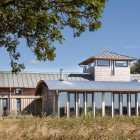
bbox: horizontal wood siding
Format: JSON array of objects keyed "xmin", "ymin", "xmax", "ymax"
[{"xmin": 95, "ymin": 66, "xmax": 130, "ymax": 81}]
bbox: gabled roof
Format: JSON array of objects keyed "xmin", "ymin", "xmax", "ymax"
[
  {"xmin": 0, "ymin": 71, "xmax": 93, "ymax": 88},
  {"xmin": 79, "ymin": 51, "xmax": 136, "ymax": 65},
  {"xmin": 36, "ymin": 80, "xmax": 140, "ymax": 92}
]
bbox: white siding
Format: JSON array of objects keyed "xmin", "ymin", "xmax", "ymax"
[{"xmin": 94, "ymin": 66, "xmax": 130, "ymax": 81}]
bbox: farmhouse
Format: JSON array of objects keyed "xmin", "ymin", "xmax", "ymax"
[{"xmin": 0, "ymin": 51, "xmax": 140, "ymax": 117}]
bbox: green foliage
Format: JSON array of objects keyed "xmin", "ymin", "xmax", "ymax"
[
  {"xmin": 131, "ymin": 59, "xmax": 140, "ymax": 74},
  {"xmin": 0, "ymin": 0, "xmax": 107, "ymax": 72}
]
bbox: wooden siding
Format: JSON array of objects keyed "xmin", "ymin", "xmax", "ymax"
[
  {"xmin": 0, "ymin": 88, "xmax": 35, "ymax": 95},
  {"xmin": 42, "ymin": 91, "xmax": 56, "ymax": 115},
  {"xmin": 94, "ymin": 66, "xmax": 130, "ymax": 81}
]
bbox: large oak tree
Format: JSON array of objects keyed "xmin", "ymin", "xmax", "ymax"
[{"xmin": 0, "ymin": 0, "xmax": 107, "ymax": 72}]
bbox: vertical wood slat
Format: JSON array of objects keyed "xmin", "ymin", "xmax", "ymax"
[
  {"xmin": 76, "ymin": 92, "xmax": 79, "ymax": 117},
  {"xmin": 127, "ymin": 92, "xmax": 131, "ymax": 117},
  {"xmin": 135, "ymin": 93, "xmax": 139, "ymax": 116},
  {"xmin": 102, "ymin": 92, "xmax": 105, "ymax": 117},
  {"xmin": 92, "ymin": 92, "xmax": 95, "ymax": 117},
  {"xmin": 111, "ymin": 92, "xmax": 114, "ymax": 117},
  {"xmin": 119, "ymin": 92, "xmax": 123, "ymax": 115},
  {"xmin": 0, "ymin": 99, "xmax": 3, "ymax": 115},
  {"xmin": 84, "ymin": 92, "xmax": 87, "ymax": 116},
  {"xmin": 57, "ymin": 91, "xmax": 60, "ymax": 117},
  {"xmin": 67, "ymin": 92, "xmax": 70, "ymax": 118}
]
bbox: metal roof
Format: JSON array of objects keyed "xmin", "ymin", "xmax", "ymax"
[
  {"xmin": 79, "ymin": 51, "xmax": 136, "ymax": 65},
  {"xmin": 0, "ymin": 72, "xmax": 93, "ymax": 88},
  {"xmin": 43, "ymin": 80, "xmax": 140, "ymax": 92}
]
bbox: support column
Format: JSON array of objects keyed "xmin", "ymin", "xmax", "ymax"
[
  {"xmin": 67, "ymin": 92, "xmax": 70, "ymax": 118},
  {"xmin": 9, "ymin": 87, "xmax": 11, "ymax": 113},
  {"xmin": 92, "ymin": 92, "xmax": 95, "ymax": 117},
  {"xmin": 111, "ymin": 92, "xmax": 114, "ymax": 117},
  {"xmin": 135, "ymin": 93, "xmax": 139, "ymax": 116},
  {"xmin": 127, "ymin": 92, "xmax": 131, "ymax": 117},
  {"xmin": 53, "ymin": 94, "xmax": 56, "ymax": 114},
  {"xmin": 57, "ymin": 91, "xmax": 60, "ymax": 117},
  {"xmin": 102, "ymin": 92, "xmax": 105, "ymax": 117},
  {"xmin": 84, "ymin": 92, "xmax": 87, "ymax": 116},
  {"xmin": 76, "ymin": 92, "xmax": 79, "ymax": 117},
  {"xmin": 119, "ymin": 92, "xmax": 123, "ymax": 115}
]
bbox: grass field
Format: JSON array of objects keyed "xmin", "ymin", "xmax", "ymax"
[{"xmin": 0, "ymin": 114, "xmax": 140, "ymax": 140}]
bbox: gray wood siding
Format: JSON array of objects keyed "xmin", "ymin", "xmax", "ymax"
[
  {"xmin": 42, "ymin": 92, "xmax": 56, "ymax": 115},
  {"xmin": 94, "ymin": 66, "xmax": 130, "ymax": 81}
]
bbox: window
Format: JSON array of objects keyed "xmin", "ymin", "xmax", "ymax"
[
  {"xmin": 16, "ymin": 99, "xmax": 21, "ymax": 111},
  {"xmin": 97, "ymin": 60, "xmax": 110, "ymax": 66},
  {"xmin": 2, "ymin": 99, "xmax": 8, "ymax": 116},
  {"xmin": 16, "ymin": 88, "xmax": 22, "ymax": 94},
  {"xmin": 3, "ymin": 99, "xmax": 8, "ymax": 111},
  {"xmin": 115, "ymin": 61, "xmax": 128, "ymax": 67}
]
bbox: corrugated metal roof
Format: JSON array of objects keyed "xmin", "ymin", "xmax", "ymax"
[
  {"xmin": 0, "ymin": 72, "xmax": 93, "ymax": 88},
  {"xmin": 43, "ymin": 80, "xmax": 140, "ymax": 92},
  {"xmin": 79, "ymin": 51, "xmax": 136, "ymax": 65}
]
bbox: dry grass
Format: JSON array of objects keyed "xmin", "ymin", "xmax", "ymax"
[{"xmin": 0, "ymin": 115, "xmax": 140, "ymax": 140}]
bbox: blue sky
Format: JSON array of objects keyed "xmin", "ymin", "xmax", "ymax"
[{"xmin": 0, "ymin": 0, "xmax": 140, "ymax": 72}]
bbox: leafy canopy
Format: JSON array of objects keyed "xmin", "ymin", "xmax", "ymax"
[
  {"xmin": 0, "ymin": 0, "xmax": 107, "ymax": 73},
  {"xmin": 131, "ymin": 59, "xmax": 140, "ymax": 74}
]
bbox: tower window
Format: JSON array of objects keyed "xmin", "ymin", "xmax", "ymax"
[
  {"xmin": 97, "ymin": 60, "xmax": 110, "ymax": 66},
  {"xmin": 115, "ymin": 61, "xmax": 128, "ymax": 67}
]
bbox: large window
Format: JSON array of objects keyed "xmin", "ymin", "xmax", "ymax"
[
  {"xmin": 97, "ymin": 60, "xmax": 110, "ymax": 66},
  {"xmin": 115, "ymin": 61, "xmax": 128, "ymax": 67}
]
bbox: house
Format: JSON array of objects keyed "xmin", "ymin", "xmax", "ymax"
[{"xmin": 0, "ymin": 51, "xmax": 140, "ymax": 117}]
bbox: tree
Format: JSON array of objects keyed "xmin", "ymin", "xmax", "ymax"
[
  {"xmin": 131, "ymin": 59, "xmax": 140, "ymax": 74},
  {"xmin": 0, "ymin": 0, "xmax": 107, "ymax": 73}
]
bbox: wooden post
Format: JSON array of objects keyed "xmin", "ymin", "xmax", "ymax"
[
  {"xmin": 84, "ymin": 92, "xmax": 87, "ymax": 116},
  {"xmin": 67, "ymin": 92, "xmax": 70, "ymax": 118},
  {"xmin": 127, "ymin": 92, "xmax": 131, "ymax": 117},
  {"xmin": 9, "ymin": 87, "xmax": 11, "ymax": 113},
  {"xmin": 135, "ymin": 93, "xmax": 139, "ymax": 116},
  {"xmin": 53, "ymin": 93, "xmax": 56, "ymax": 114},
  {"xmin": 57, "ymin": 90, "xmax": 60, "ymax": 118},
  {"xmin": 92, "ymin": 92, "xmax": 95, "ymax": 117},
  {"xmin": 102, "ymin": 92, "xmax": 105, "ymax": 117},
  {"xmin": 119, "ymin": 92, "xmax": 123, "ymax": 115},
  {"xmin": 76, "ymin": 92, "xmax": 79, "ymax": 117},
  {"xmin": 111, "ymin": 92, "xmax": 114, "ymax": 117}
]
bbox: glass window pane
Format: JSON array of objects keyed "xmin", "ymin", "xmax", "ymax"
[
  {"xmin": 16, "ymin": 88, "xmax": 22, "ymax": 94},
  {"xmin": 115, "ymin": 61, "xmax": 128, "ymax": 67},
  {"xmin": 97, "ymin": 60, "xmax": 110, "ymax": 66}
]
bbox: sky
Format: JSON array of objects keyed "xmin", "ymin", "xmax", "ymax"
[{"xmin": 0, "ymin": 0, "xmax": 140, "ymax": 72}]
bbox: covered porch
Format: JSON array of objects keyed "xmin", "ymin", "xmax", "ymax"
[{"xmin": 36, "ymin": 80, "xmax": 140, "ymax": 118}]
